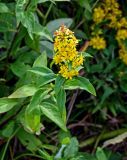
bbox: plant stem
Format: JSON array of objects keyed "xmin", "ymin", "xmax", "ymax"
[
  {"xmin": 14, "ymin": 153, "xmax": 43, "ymax": 160},
  {"xmin": 43, "ymin": 3, "xmax": 53, "ymax": 25},
  {"xmin": 1, "ymin": 127, "xmax": 20, "ymax": 160},
  {"xmin": 37, "ymin": 8, "xmax": 45, "ymax": 19},
  {"xmin": 79, "ymin": 128, "xmax": 127, "ymax": 148}
]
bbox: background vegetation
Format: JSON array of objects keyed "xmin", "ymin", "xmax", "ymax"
[{"xmin": 0, "ymin": 0, "xmax": 127, "ymax": 159}]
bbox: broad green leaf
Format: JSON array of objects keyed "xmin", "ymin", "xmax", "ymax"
[
  {"xmin": 33, "ymin": 51, "xmax": 47, "ymax": 67},
  {"xmin": 25, "ymin": 106, "xmax": 41, "ymax": 134},
  {"xmin": 55, "ymin": 75, "xmax": 65, "ymax": 94},
  {"xmin": 46, "ymin": 18, "xmax": 73, "ymax": 34},
  {"xmin": 40, "ymin": 40, "xmax": 53, "ymax": 58},
  {"xmin": 28, "ymin": 67, "xmax": 56, "ymax": 86},
  {"xmin": 64, "ymin": 137, "xmax": 79, "ymax": 159},
  {"xmin": 16, "ymin": 0, "xmax": 52, "ymax": 40},
  {"xmin": 96, "ymin": 147, "xmax": 107, "ymax": 160},
  {"xmin": 8, "ymin": 84, "xmax": 38, "ymax": 98},
  {"xmin": 56, "ymin": 88, "xmax": 66, "ymax": 123},
  {"xmin": 40, "ymin": 102, "xmax": 67, "ymax": 131},
  {"xmin": 25, "ymin": 88, "xmax": 51, "ymax": 133},
  {"xmin": 0, "ymin": 98, "xmax": 18, "ymax": 113},
  {"xmin": 0, "ymin": 13, "xmax": 16, "ymax": 32},
  {"xmin": 16, "ymin": 128, "xmax": 42, "ymax": 151},
  {"xmin": 26, "ymin": 88, "xmax": 51, "ymax": 112},
  {"xmin": 11, "ymin": 61, "xmax": 30, "ymax": 77},
  {"xmin": 1, "ymin": 121, "xmax": 15, "ymax": 138},
  {"xmin": 16, "ymin": 0, "xmax": 28, "ymax": 24},
  {"xmin": 64, "ymin": 76, "xmax": 96, "ymax": 96},
  {"xmin": 0, "ymin": 3, "xmax": 10, "ymax": 13}
]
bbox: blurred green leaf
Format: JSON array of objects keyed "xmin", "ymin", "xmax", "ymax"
[
  {"xmin": 0, "ymin": 3, "xmax": 10, "ymax": 13},
  {"xmin": 64, "ymin": 137, "xmax": 79, "ymax": 159},
  {"xmin": 33, "ymin": 51, "xmax": 47, "ymax": 67},
  {"xmin": 16, "ymin": 128, "xmax": 42, "ymax": 151},
  {"xmin": 77, "ymin": 0, "xmax": 91, "ymax": 12},
  {"xmin": 1, "ymin": 121, "xmax": 15, "ymax": 138},
  {"xmin": 0, "ymin": 98, "xmax": 18, "ymax": 113},
  {"xmin": 46, "ymin": 18, "xmax": 73, "ymax": 34},
  {"xmin": 96, "ymin": 147, "xmax": 107, "ymax": 160}
]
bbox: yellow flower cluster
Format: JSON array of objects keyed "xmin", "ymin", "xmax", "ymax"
[
  {"xmin": 93, "ymin": 7, "xmax": 105, "ymax": 24},
  {"xmin": 93, "ymin": 0, "xmax": 121, "ymax": 27},
  {"xmin": 89, "ymin": 36, "xmax": 106, "ymax": 50},
  {"xmin": 53, "ymin": 25, "xmax": 84, "ymax": 79},
  {"xmin": 119, "ymin": 45, "xmax": 127, "ymax": 65},
  {"xmin": 90, "ymin": 0, "xmax": 127, "ymax": 64},
  {"xmin": 116, "ymin": 29, "xmax": 127, "ymax": 42}
]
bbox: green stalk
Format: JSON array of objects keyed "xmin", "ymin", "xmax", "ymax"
[
  {"xmin": 1, "ymin": 127, "xmax": 20, "ymax": 160},
  {"xmin": 79, "ymin": 128, "xmax": 127, "ymax": 148},
  {"xmin": 14, "ymin": 153, "xmax": 43, "ymax": 160}
]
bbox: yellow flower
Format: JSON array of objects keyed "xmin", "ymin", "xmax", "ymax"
[
  {"xmin": 107, "ymin": 15, "xmax": 118, "ymax": 28},
  {"xmin": 53, "ymin": 25, "xmax": 84, "ymax": 79},
  {"xmin": 93, "ymin": 7, "xmax": 105, "ymax": 24},
  {"xmin": 116, "ymin": 17, "xmax": 127, "ymax": 29},
  {"xmin": 119, "ymin": 46, "xmax": 127, "ymax": 65},
  {"xmin": 59, "ymin": 64, "xmax": 78, "ymax": 79},
  {"xmin": 89, "ymin": 36, "xmax": 106, "ymax": 50},
  {"xmin": 116, "ymin": 29, "xmax": 127, "ymax": 42},
  {"xmin": 72, "ymin": 55, "xmax": 84, "ymax": 68}
]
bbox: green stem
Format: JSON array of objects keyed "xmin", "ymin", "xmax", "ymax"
[
  {"xmin": 37, "ymin": 8, "xmax": 45, "ymax": 19},
  {"xmin": 14, "ymin": 153, "xmax": 43, "ymax": 160},
  {"xmin": 1, "ymin": 127, "xmax": 20, "ymax": 160},
  {"xmin": 43, "ymin": 3, "xmax": 53, "ymax": 25},
  {"xmin": 79, "ymin": 128, "xmax": 127, "ymax": 148}
]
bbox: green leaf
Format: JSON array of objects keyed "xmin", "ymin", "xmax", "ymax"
[
  {"xmin": 25, "ymin": 89, "xmax": 46, "ymax": 133},
  {"xmin": 64, "ymin": 137, "xmax": 79, "ymax": 159},
  {"xmin": 16, "ymin": 0, "xmax": 28, "ymax": 24},
  {"xmin": 46, "ymin": 18, "xmax": 73, "ymax": 34},
  {"xmin": 16, "ymin": 0, "xmax": 52, "ymax": 40},
  {"xmin": 81, "ymin": 52, "xmax": 93, "ymax": 58},
  {"xmin": 28, "ymin": 66, "xmax": 56, "ymax": 86},
  {"xmin": 11, "ymin": 61, "xmax": 30, "ymax": 77},
  {"xmin": 8, "ymin": 84, "xmax": 38, "ymax": 98},
  {"xmin": 0, "ymin": 98, "xmax": 18, "ymax": 113},
  {"xmin": 56, "ymin": 88, "xmax": 66, "ymax": 123},
  {"xmin": 100, "ymin": 86, "xmax": 114, "ymax": 105},
  {"xmin": 33, "ymin": 51, "xmax": 47, "ymax": 67},
  {"xmin": 77, "ymin": 0, "xmax": 91, "ymax": 12},
  {"xmin": 25, "ymin": 106, "xmax": 41, "ymax": 134},
  {"xmin": 0, "ymin": 13, "xmax": 16, "ymax": 32},
  {"xmin": 55, "ymin": 75, "xmax": 65, "ymax": 94},
  {"xmin": 64, "ymin": 76, "xmax": 96, "ymax": 96},
  {"xmin": 40, "ymin": 102, "xmax": 67, "ymax": 131},
  {"xmin": 16, "ymin": 128, "xmax": 42, "ymax": 151},
  {"xmin": 25, "ymin": 88, "xmax": 51, "ymax": 133},
  {"xmin": 96, "ymin": 147, "xmax": 107, "ymax": 160},
  {"xmin": 0, "ymin": 3, "xmax": 10, "ymax": 13},
  {"xmin": 1, "ymin": 121, "xmax": 15, "ymax": 138}
]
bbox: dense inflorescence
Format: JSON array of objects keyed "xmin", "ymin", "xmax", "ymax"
[
  {"xmin": 53, "ymin": 25, "xmax": 84, "ymax": 79},
  {"xmin": 89, "ymin": 0, "xmax": 127, "ymax": 64}
]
